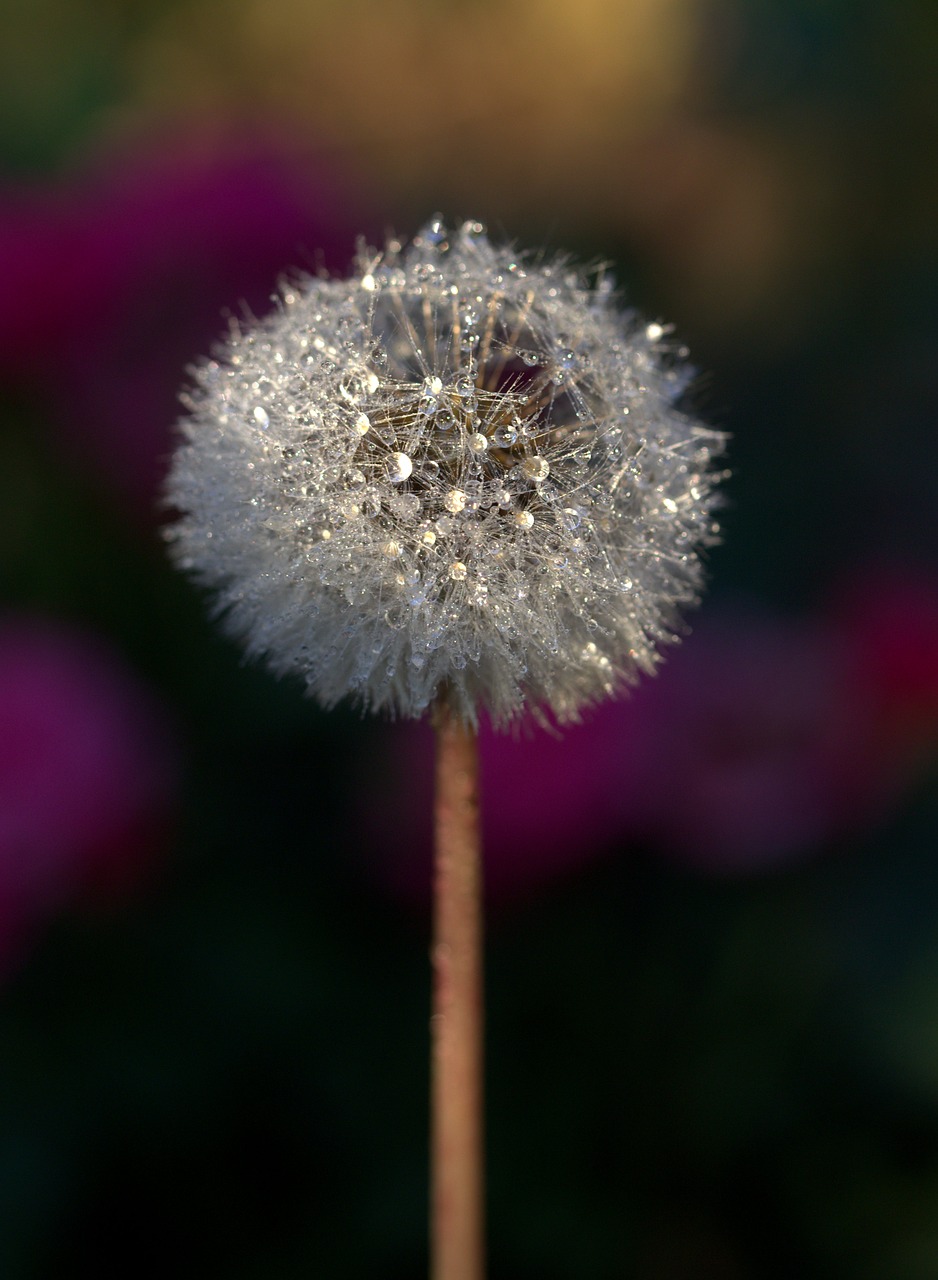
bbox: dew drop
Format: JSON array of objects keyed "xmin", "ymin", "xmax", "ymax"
[
  {"xmin": 391, "ymin": 492, "xmax": 421, "ymax": 520},
  {"xmin": 449, "ymin": 561, "xmax": 468, "ymax": 581},
  {"xmin": 388, "ymin": 452, "xmax": 413, "ymax": 483},
  {"xmin": 523, "ymin": 456, "xmax": 550, "ymax": 482},
  {"xmin": 514, "ymin": 510, "xmax": 534, "ymax": 529},
  {"xmin": 493, "ymin": 424, "xmax": 518, "ymax": 448},
  {"xmin": 253, "ymin": 406, "xmax": 269, "ymax": 428},
  {"xmin": 444, "ymin": 489, "xmax": 467, "ymax": 514}
]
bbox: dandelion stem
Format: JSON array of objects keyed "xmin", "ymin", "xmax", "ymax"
[{"xmin": 431, "ymin": 699, "xmax": 484, "ymax": 1280}]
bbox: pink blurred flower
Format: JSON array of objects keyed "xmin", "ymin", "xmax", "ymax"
[
  {"xmin": 0, "ymin": 130, "xmax": 368, "ymax": 507},
  {"xmin": 835, "ymin": 567, "xmax": 938, "ymax": 738},
  {"xmin": 376, "ymin": 590, "xmax": 938, "ymax": 899},
  {"xmin": 619, "ymin": 608, "xmax": 887, "ymax": 872},
  {"xmin": 0, "ymin": 616, "xmax": 176, "ymax": 975}
]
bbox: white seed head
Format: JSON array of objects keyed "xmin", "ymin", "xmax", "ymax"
[{"xmin": 164, "ymin": 217, "xmax": 727, "ymax": 725}]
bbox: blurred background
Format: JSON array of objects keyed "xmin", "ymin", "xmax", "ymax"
[{"xmin": 1, "ymin": 0, "xmax": 937, "ymax": 1275}]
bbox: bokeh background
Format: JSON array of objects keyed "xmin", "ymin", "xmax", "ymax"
[{"xmin": 2, "ymin": 1, "xmax": 937, "ymax": 1276}]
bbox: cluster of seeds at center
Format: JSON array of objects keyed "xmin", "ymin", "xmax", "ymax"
[{"xmin": 334, "ymin": 363, "xmax": 565, "ymax": 582}]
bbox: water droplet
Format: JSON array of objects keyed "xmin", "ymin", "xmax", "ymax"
[
  {"xmin": 391, "ymin": 492, "xmax": 421, "ymax": 520},
  {"xmin": 387, "ymin": 452, "xmax": 413, "ymax": 483},
  {"xmin": 469, "ymin": 433, "xmax": 488, "ymax": 454},
  {"xmin": 340, "ymin": 374, "xmax": 364, "ymax": 402},
  {"xmin": 423, "ymin": 218, "xmax": 446, "ymax": 246},
  {"xmin": 514, "ymin": 510, "xmax": 534, "ymax": 529},
  {"xmin": 523, "ymin": 456, "xmax": 550, "ymax": 481},
  {"xmin": 436, "ymin": 436, "xmax": 461, "ymax": 462},
  {"xmin": 449, "ymin": 561, "xmax": 468, "ymax": 581},
  {"xmin": 344, "ymin": 468, "xmax": 366, "ymax": 490},
  {"xmin": 382, "ymin": 540, "xmax": 402, "ymax": 558},
  {"xmin": 355, "ymin": 413, "xmax": 371, "ymax": 434},
  {"xmin": 434, "ymin": 408, "xmax": 456, "ymax": 431},
  {"xmin": 492, "ymin": 423, "xmax": 521, "ymax": 456},
  {"xmin": 444, "ymin": 489, "xmax": 467, "ymax": 514},
  {"xmin": 254, "ymin": 406, "xmax": 269, "ymax": 428}
]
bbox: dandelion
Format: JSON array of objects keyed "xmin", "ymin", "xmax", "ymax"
[
  {"xmin": 164, "ymin": 217, "xmax": 726, "ymax": 1280},
  {"xmin": 165, "ymin": 217, "xmax": 725, "ymax": 728}
]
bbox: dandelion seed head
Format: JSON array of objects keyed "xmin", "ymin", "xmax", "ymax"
[{"xmin": 165, "ymin": 217, "xmax": 727, "ymax": 724}]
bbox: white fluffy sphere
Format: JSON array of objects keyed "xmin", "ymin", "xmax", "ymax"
[{"xmin": 165, "ymin": 218, "xmax": 727, "ymax": 724}]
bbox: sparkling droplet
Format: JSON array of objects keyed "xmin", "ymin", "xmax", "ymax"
[
  {"xmin": 434, "ymin": 408, "xmax": 457, "ymax": 431},
  {"xmin": 355, "ymin": 413, "xmax": 371, "ymax": 435},
  {"xmin": 444, "ymin": 489, "xmax": 467, "ymax": 514},
  {"xmin": 339, "ymin": 374, "xmax": 364, "ymax": 402},
  {"xmin": 514, "ymin": 510, "xmax": 535, "ymax": 529},
  {"xmin": 418, "ymin": 524, "xmax": 437, "ymax": 546},
  {"xmin": 424, "ymin": 218, "xmax": 446, "ymax": 246},
  {"xmin": 493, "ymin": 424, "xmax": 518, "ymax": 448},
  {"xmin": 382, "ymin": 540, "xmax": 402, "ymax": 558},
  {"xmin": 344, "ymin": 468, "xmax": 366, "ymax": 489},
  {"xmin": 390, "ymin": 492, "xmax": 421, "ymax": 520},
  {"xmin": 449, "ymin": 561, "xmax": 468, "ymax": 581},
  {"xmin": 523, "ymin": 456, "xmax": 550, "ymax": 481},
  {"xmin": 253, "ymin": 406, "xmax": 269, "ymax": 428},
  {"xmin": 387, "ymin": 452, "xmax": 413, "ymax": 483},
  {"xmin": 469, "ymin": 433, "xmax": 488, "ymax": 454},
  {"xmin": 436, "ymin": 436, "xmax": 461, "ymax": 461}
]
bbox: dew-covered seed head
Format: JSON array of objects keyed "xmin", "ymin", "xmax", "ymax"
[{"xmin": 164, "ymin": 217, "xmax": 727, "ymax": 725}]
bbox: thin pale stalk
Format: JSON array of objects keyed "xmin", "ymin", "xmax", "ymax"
[{"xmin": 430, "ymin": 700, "xmax": 484, "ymax": 1280}]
